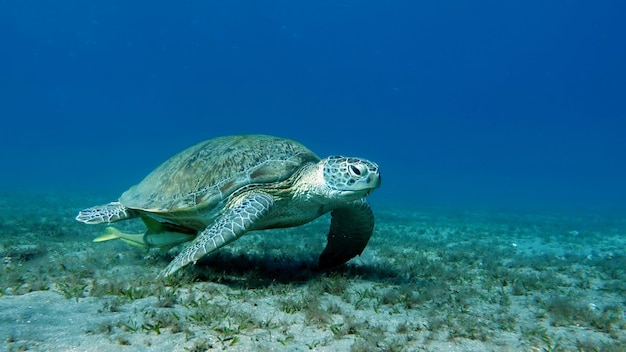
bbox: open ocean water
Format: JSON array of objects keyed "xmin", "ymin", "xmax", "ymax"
[{"xmin": 1, "ymin": 1, "xmax": 625, "ymax": 351}]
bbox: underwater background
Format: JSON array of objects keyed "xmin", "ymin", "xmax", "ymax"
[
  {"xmin": 1, "ymin": 0, "xmax": 625, "ymax": 212},
  {"xmin": 2, "ymin": 1, "xmax": 626, "ymax": 351}
]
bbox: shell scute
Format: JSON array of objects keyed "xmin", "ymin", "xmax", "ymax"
[{"xmin": 119, "ymin": 135, "xmax": 319, "ymax": 213}]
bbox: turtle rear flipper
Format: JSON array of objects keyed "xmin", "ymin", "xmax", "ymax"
[
  {"xmin": 318, "ymin": 199, "xmax": 374, "ymax": 269},
  {"xmin": 76, "ymin": 202, "xmax": 138, "ymax": 224}
]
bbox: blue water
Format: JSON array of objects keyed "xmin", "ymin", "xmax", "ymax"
[{"xmin": 1, "ymin": 1, "xmax": 625, "ymax": 212}]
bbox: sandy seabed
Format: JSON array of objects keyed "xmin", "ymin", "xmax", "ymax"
[{"xmin": 1, "ymin": 191, "xmax": 625, "ymax": 351}]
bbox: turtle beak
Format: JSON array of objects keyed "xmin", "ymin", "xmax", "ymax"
[
  {"xmin": 371, "ymin": 172, "xmax": 381, "ymax": 188},
  {"xmin": 365, "ymin": 168, "xmax": 381, "ymax": 191}
]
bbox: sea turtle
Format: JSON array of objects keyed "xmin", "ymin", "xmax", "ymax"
[{"xmin": 75, "ymin": 134, "xmax": 381, "ymax": 277}]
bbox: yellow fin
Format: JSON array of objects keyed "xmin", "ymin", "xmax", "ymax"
[
  {"xmin": 93, "ymin": 226, "xmax": 193, "ymax": 250},
  {"xmin": 93, "ymin": 227, "xmax": 126, "ymax": 242},
  {"xmin": 93, "ymin": 226, "xmax": 149, "ymax": 248},
  {"xmin": 144, "ymin": 232, "xmax": 195, "ymax": 250}
]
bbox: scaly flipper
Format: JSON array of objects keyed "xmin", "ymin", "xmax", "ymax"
[
  {"xmin": 75, "ymin": 202, "xmax": 138, "ymax": 224},
  {"xmin": 318, "ymin": 198, "xmax": 374, "ymax": 269},
  {"xmin": 158, "ymin": 192, "xmax": 274, "ymax": 278}
]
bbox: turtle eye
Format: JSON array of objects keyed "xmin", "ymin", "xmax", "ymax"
[{"xmin": 349, "ymin": 165, "xmax": 363, "ymax": 177}]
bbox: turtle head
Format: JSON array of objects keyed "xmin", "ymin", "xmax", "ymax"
[{"xmin": 318, "ymin": 156, "xmax": 381, "ymax": 200}]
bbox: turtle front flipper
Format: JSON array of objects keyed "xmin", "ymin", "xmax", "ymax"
[
  {"xmin": 158, "ymin": 192, "xmax": 275, "ymax": 278},
  {"xmin": 75, "ymin": 202, "xmax": 138, "ymax": 224},
  {"xmin": 318, "ymin": 198, "xmax": 374, "ymax": 269}
]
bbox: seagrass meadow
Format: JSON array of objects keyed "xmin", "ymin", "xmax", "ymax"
[
  {"xmin": 1, "ymin": 191, "xmax": 625, "ymax": 351},
  {"xmin": 3, "ymin": 2, "xmax": 626, "ymax": 351}
]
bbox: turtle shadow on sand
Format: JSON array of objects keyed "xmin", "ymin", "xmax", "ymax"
[{"xmin": 169, "ymin": 250, "xmax": 401, "ymax": 290}]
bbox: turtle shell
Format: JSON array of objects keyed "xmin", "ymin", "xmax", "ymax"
[{"xmin": 119, "ymin": 135, "xmax": 320, "ymax": 213}]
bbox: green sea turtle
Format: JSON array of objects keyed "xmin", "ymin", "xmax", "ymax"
[{"xmin": 76, "ymin": 135, "xmax": 381, "ymax": 277}]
